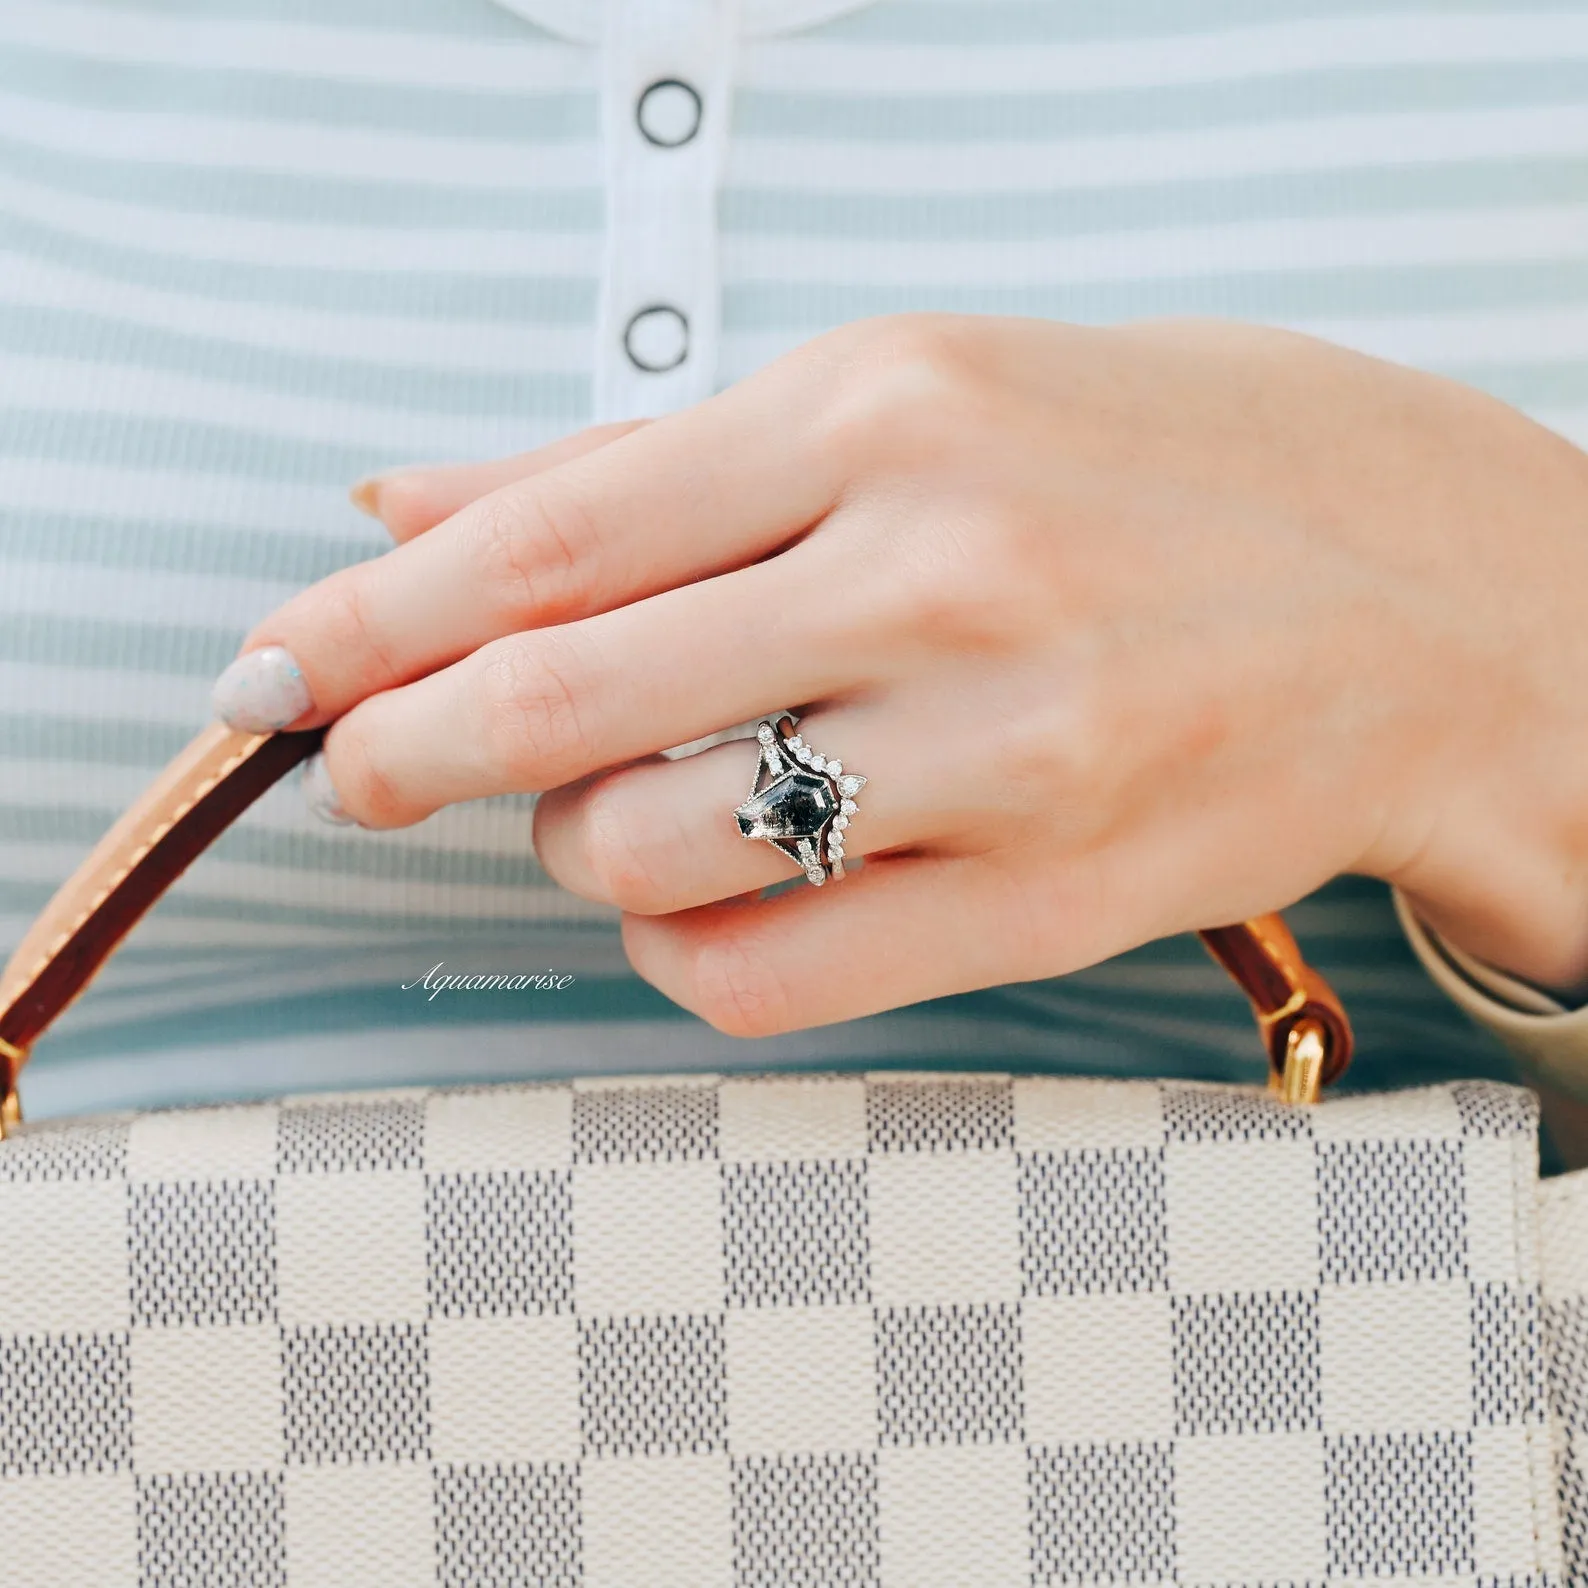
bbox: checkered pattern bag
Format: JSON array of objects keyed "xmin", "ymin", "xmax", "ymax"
[{"xmin": 0, "ymin": 1070, "xmax": 1581, "ymax": 1587}]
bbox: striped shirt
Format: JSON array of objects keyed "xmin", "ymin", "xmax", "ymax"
[{"xmin": 2, "ymin": 0, "xmax": 1581, "ymax": 1125}]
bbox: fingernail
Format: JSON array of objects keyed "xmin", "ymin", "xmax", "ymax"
[
  {"xmin": 302, "ymin": 751, "xmax": 357, "ymax": 826},
  {"xmin": 211, "ymin": 645, "xmax": 314, "ymax": 733},
  {"xmin": 349, "ymin": 477, "xmax": 383, "ymax": 518}
]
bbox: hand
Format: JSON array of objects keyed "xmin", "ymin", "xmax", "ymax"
[{"xmin": 212, "ymin": 314, "xmax": 1588, "ymax": 1032}]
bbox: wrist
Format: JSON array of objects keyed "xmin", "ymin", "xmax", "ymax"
[{"xmin": 1382, "ymin": 773, "xmax": 1588, "ymax": 1004}]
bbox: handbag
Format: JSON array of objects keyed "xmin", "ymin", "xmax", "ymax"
[{"xmin": 0, "ymin": 722, "xmax": 1582, "ymax": 1587}]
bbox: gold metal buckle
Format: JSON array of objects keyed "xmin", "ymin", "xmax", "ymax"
[
  {"xmin": 0, "ymin": 1034, "xmax": 25, "ymax": 1139},
  {"xmin": 1273, "ymin": 1020, "xmax": 1327, "ymax": 1106}
]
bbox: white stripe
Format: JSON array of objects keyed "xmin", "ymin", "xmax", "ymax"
[
  {"xmin": 2, "ymin": 558, "xmax": 303, "ymax": 629},
  {"xmin": 4, "ymin": 354, "xmax": 566, "ymax": 459},
  {"xmin": 728, "ymin": 105, "xmax": 1588, "ymax": 194},
  {"xmin": 0, "ymin": 89, "xmax": 601, "ymax": 190},
  {"xmin": 722, "ymin": 205, "xmax": 1588, "ymax": 286},
  {"xmin": 0, "ymin": 3, "xmax": 597, "ymax": 91},
  {"xmin": 0, "ymin": 169, "xmax": 603, "ymax": 273},
  {"xmin": 0, "ymin": 253, "xmax": 590, "ymax": 374},
  {"xmin": 0, "ymin": 459, "xmax": 354, "ymax": 536},
  {"xmin": 740, "ymin": 14, "xmax": 1588, "ymax": 93}
]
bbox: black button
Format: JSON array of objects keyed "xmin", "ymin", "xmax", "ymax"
[
  {"xmin": 636, "ymin": 78, "xmax": 703, "ymax": 148},
  {"xmin": 624, "ymin": 305, "xmax": 689, "ymax": 373}
]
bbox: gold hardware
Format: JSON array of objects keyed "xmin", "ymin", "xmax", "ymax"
[
  {"xmin": 1274, "ymin": 1020, "xmax": 1327, "ymax": 1106},
  {"xmin": 0, "ymin": 1035, "xmax": 23, "ymax": 1139}
]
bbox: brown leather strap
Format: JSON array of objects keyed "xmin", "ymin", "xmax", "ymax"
[
  {"xmin": 1199, "ymin": 916, "xmax": 1353, "ymax": 1088},
  {"xmin": 0, "ymin": 721, "xmax": 1352, "ymax": 1119},
  {"xmin": 0, "ymin": 723, "xmax": 324, "ymax": 1106}
]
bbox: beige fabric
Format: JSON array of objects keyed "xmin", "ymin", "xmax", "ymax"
[{"xmin": 1394, "ymin": 887, "xmax": 1588, "ymax": 1102}]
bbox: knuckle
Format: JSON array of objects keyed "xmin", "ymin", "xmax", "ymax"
[
  {"xmin": 995, "ymin": 656, "xmax": 1117, "ymax": 822},
  {"xmin": 688, "ymin": 929, "xmax": 792, "ymax": 1038},
  {"xmin": 327, "ymin": 721, "xmax": 407, "ymax": 827},
  {"xmin": 475, "ymin": 631, "xmax": 598, "ymax": 787},
  {"xmin": 468, "ymin": 478, "xmax": 601, "ymax": 623},
  {"xmin": 870, "ymin": 515, "xmax": 1019, "ymax": 654},
  {"xmin": 578, "ymin": 776, "xmax": 679, "ymax": 913},
  {"xmin": 317, "ymin": 570, "xmax": 402, "ymax": 684},
  {"xmin": 815, "ymin": 314, "xmax": 980, "ymax": 468}
]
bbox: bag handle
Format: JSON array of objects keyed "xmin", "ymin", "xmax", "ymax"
[{"xmin": 0, "ymin": 722, "xmax": 1352, "ymax": 1133}]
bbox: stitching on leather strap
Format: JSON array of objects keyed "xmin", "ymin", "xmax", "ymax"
[{"xmin": 5, "ymin": 738, "xmax": 260, "ymax": 1009}]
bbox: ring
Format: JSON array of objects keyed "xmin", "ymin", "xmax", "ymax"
[{"xmin": 734, "ymin": 715, "xmax": 867, "ymax": 887}]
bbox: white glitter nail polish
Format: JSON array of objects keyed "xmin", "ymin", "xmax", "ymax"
[
  {"xmin": 302, "ymin": 751, "xmax": 357, "ymax": 827},
  {"xmin": 211, "ymin": 645, "xmax": 314, "ymax": 733}
]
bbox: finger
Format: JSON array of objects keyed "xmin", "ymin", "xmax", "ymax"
[
  {"xmin": 217, "ymin": 340, "xmax": 859, "ymax": 733},
  {"xmin": 315, "ymin": 549, "xmax": 864, "ymax": 827},
  {"xmin": 352, "ymin": 421, "xmax": 648, "ymax": 544},
  {"xmin": 532, "ymin": 704, "xmax": 969, "ymax": 914},
  {"xmin": 620, "ymin": 851, "xmax": 1042, "ymax": 1037}
]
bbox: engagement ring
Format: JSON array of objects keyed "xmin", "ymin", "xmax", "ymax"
[{"xmin": 734, "ymin": 716, "xmax": 866, "ymax": 887}]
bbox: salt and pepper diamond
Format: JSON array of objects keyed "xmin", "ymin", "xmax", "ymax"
[{"xmin": 736, "ymin": 717, "xmax": 866, "ymax": 887}]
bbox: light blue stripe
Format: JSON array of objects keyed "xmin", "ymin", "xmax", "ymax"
[
  {"xmin": 0, "ymin": 306, "xmax": 592, "ymax": 418},
  {"xmin": 736, "ymin": 63, "xmax": 1588, "ymax": 141},
  {"xmin": 0, "ymin": 879, "xmax": 598, "ymax": 933},
  {"xmin": 0, "ymin": 614, "xmax": 238, "ymax": 676},
  {"xmin": 0, "ymin": 714, "xmax": 194, "ymax": 766},
  {"xmin": 0, "ymin": 133, "xmax": 603, "ymax": 230},
  {"xmin": 1436, "ymin": 360, "xmax": 1588, "ymax": 408},
  {"xmin": 722, "ymin": 158, "xmax": 1588, "ymax": 241},
  {"xmin": 722, "ymin": 263, "xmax": 1588, "ymax": 333},
  {"xmin": 0, "ymin": 410, "xmax": 418, "ymax": 485},
  {"xmin": 0, "ymin": 511, "xmax": 379, "ymax": 583},
  {"xmin": 0, "ymin": 45, "xmax": 594, "ymax": 139},
  {"xmin": 4, "ymin": 46, "xmax": 1577, "ymax": 146},
  {"xmin": 51, "ymin": 0, "xmax": 557, "ymax": 34},
  {"xmin": 813, "ymin": 0, "xmax": 1575, "ymax": 45},
  {"xmin": 0, "ymin": 212, "xmax": 600, "ymax": 322}
]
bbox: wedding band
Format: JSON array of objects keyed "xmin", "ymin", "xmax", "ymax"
[{"xmin": 734, "ymin": 715, "xmax": 866, "ymax": 887}]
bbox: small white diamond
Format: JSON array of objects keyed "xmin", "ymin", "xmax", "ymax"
[
  {"xmin": 810, "ymin": 754, "xmax": 826, "ymax": 772},
  {"xmin": 829, "ymin": 837, "xmax": 844, "ymax": 854},
  {"xmin": 837, "ymin": 774, "xmax": 865, "ymax": 797},
  {"xmin": 757, "ymin": 724, "xmax": 774, "ymax": 743},
  {"xmin": 805, "ymin": 867, "xmax": 825, "ymax": 885},
  {"xmin": 833, "ymin": 815, "xmax": 849, "ymax": 831},
  {"xmin": 840, "ymin": 799, "xmax": 858, "ymax": 815},
  {"xmin": 788, "ymin": 736, "xmax": 803, "ymax": 750},
  {"xmin": 826, "ymin": 761, "xmax": 842, "ymax": 776},
  {"xmin": 796, "ymin": 747, "xmax": 813, "ymax": 763}
]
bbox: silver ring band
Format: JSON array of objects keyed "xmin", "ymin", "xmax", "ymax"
[{"xmin": 733, "ymin": 714, "xmax": 866, "ymax": 887}]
